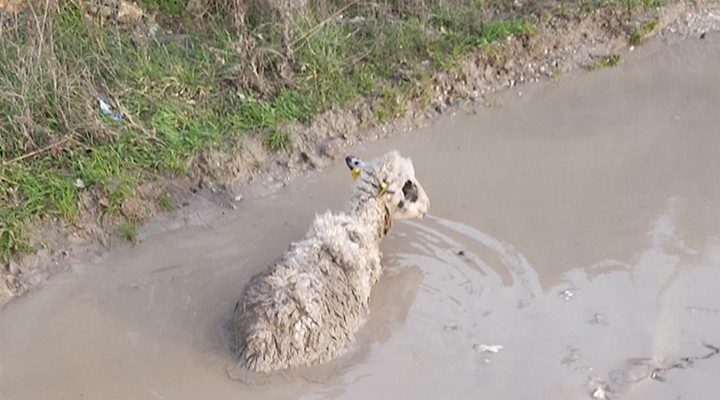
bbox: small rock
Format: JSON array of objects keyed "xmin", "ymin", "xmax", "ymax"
[
  {"xmin": 484, "ymin": 65, "xmax": 494, "ymax": 80},
  {"xmin": 234, "ymin": 194, "xmax": 244, "ymax": 202},
  {"xmin": 74, "ymin": 178, "xmax": 86, "ymax": 189},
  {"xmin": 117, "ymin": 0, "xmax": 143, "ymax": 25}
]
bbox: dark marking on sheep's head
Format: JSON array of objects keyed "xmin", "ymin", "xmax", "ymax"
[
  {"xmin": 345, "ymin": 155, "xmax": 364, "ymax": 170},
  {"xmin": 345, "ymin": 155, "xmax": 365, "ymax": 180},
  {"xmin": 402, "ymin": 180, "xmax": 419, "ymax": 202},
  {"xmin": 391, "ymin": 177, "xmax": 427, "ymax": 219}
]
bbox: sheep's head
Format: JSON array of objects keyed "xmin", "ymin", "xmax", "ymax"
[{"xmin": 345, "ymin": 151, "xmax": 430, "ymax": 220}]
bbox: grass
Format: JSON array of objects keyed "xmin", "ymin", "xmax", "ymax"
[
  {"xmin": 629, "ymin": 16, "xmax": 660, "ymax": 44},
  {"xmin": 263, "ymin": 129, "xmax": 292, "ymax": 152},
  {"xmin": 158, "ymin": 192, "xmax": 174, "ymax": 212},
  {"xmin": 586, "ymin": 54, "xmax": 621, "ymax": 70},
  {"xmin": 0, "ymin": 0, "xmax": 664, "ymax": 261},
  {"xmin": 121, "ymin": 224, "xmax": 138, "ymax": 243}
]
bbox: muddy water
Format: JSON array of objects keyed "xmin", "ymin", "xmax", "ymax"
[{"xmin": 2, "ymin": 35, "xmax": 720, "ymax": 400}]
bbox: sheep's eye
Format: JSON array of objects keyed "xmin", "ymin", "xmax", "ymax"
[{"xmin": 402, "ymin": 180, "xmax": 418, "ymax": 202}]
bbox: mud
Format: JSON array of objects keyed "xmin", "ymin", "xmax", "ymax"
[{"xmin": 1, "ymin": 28, "xmax": 720, "ymax": 400}]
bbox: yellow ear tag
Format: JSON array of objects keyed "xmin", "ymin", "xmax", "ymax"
[
  {"xmin": 351, "ymin": 168, "xmax": 362, "ymax": 181},
  {"xmin": 379, "ymin": 182, "xmax": 388, "ymax": 194}
]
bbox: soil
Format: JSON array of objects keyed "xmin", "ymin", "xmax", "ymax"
[{"xmin": 1, "ymin": 25, "xmax": 720, "ymax": 399}]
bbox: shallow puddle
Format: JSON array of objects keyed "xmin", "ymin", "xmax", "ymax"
[{"xmin": 1, "ymin": 34, "xmax": 720, "ymax": 400}]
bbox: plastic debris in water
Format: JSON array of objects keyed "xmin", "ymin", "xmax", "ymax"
[
  {"xmin": 591, "ymin": 386, "xmax": 606, "ymax": 399},
  {"xmin": 560, "ymin": 289, "xmax": 574, "ymax": 301},
  {"xmin": 98, "ymin": 96, "xmax": 122, "ymax": 122},
  {"xmin": 474, "ymin": 344, "xmax": 503, "ymax": 353}
]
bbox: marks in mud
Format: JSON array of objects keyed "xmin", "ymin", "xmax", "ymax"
[
  {"xmin": 585, "ymin": 343, "xmax": 720, "ymax": 399},
  {"xmin": 649, "ymin": 343, "xmax": 720, "ymax": 383}
]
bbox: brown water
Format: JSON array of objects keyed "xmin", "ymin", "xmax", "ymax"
[{"xmin": 1, "ymin": 35, "xmax": 720, "ymax": 400}]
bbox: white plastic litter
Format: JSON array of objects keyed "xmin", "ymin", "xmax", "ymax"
[
  {"xmin": 474, "ymin": 344, "xmax": 503, "ymax": 353},
  {"xmin": 560, "ymin": 289, "xmax": 574, "ymax": 300},
  {"xmin": 98, "ymin": 96, "xmax": 122, "ymax": 122}
]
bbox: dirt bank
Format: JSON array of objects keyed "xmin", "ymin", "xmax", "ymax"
[{"xmin": 2, "ymin": 0, "xmax": 720, "ymax": 309}]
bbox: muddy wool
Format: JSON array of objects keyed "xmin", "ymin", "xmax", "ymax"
[{"xmin": 230, "ymin": 150, "xmax": 430, "ymax": 372}]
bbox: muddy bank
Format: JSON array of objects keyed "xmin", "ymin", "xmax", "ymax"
[
  {"xmin": 1, "ymin": 1, "xmax": 720, "ymax": 310},
  {"xmin": 1, "ymin": 30, "xmax": 720, "ymax": 399}
]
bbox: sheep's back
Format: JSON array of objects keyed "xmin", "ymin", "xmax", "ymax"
[{"xmin": 232, "ymin": 213, "xmax": 380, "ymax": 372}]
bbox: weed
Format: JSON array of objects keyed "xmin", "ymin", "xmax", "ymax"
[
  {"xmin": 263, "ymin": 129, "xmax": 292, "ymax": 152},
  {"xmin": 0, "ymin": 210, "xmax": 32, "ymax": 264},
  {"xmin": 375, "ymin": 87, "xmax": 408, "ymax": 123},
  {"xmin": 572, "ymin": 0, "xmax": 665, "ymax": 17},
  {"xmin": 629, "ymin": 17, "xmax": 659, "ymax": 45},
  {"xmin": 158, "ymin": 192, "xmax": 174, "ymax": 212},
  {"xmin": 587, "ymin": 54, "xmax": 621, "ymax": 70},
  {"xmin": 121, "ymin": 224, "xmax": 138, "ymax": 243}
]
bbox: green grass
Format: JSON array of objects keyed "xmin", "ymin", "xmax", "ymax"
[
  {"xmin": 158, "ymin": 192, "xmax": 174, "ymax": 212},
  {"xmin": 263, "ymin": 129, "xmax": 292, "ymax": 152},
  {"xmin": 629, "ymin": 16, "xmax": 660, "ymax": 44},
  {"xmin": 121, "ymin": 224, "xmax": 138, "ymax": 243},
  {"xmin": 551, "ymin": 0, "xmax": 666, "ymax": 18},
  {"xmin": 581, "ymin": 0, "xmax": 665, "ymax": 12},
  {"xmin": 0, "ymin": 0, "xmax": 659, "ymax": 261},
  {"xmin": 587, "ymin": 54, "xmax": 621, "ymax": 70}
]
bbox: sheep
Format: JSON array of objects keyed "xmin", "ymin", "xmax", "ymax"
[{"xmin": 230, "ymin": 150, "xmax": 430, "ymax": 373}]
